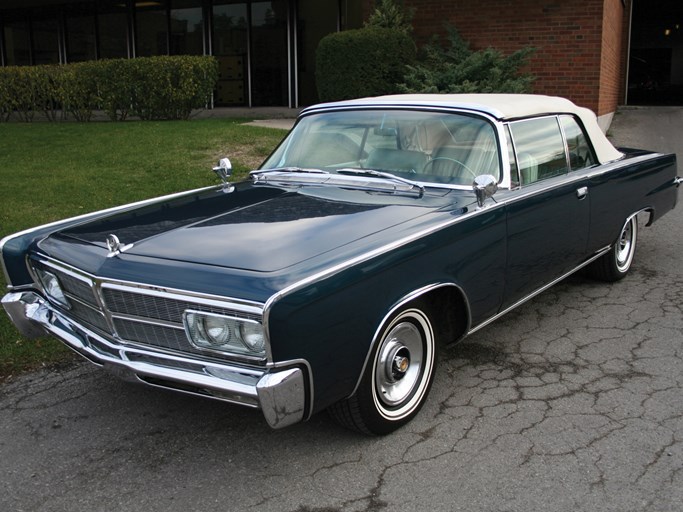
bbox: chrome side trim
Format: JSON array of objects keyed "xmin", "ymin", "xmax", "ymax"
[
  {"xmin": 675, "ymin": 176, "xmax": 682, "ymax": 187},
  {"xmin": 0, "ymin": 185, "xmax": 219, "ymax": 287},
  {"xmin": 468, "ymin": 246, "xmax": 611, "ymax": 335},
  {"xmin": 349, "ymin": 282, "xmax": 469, "ymax": 398}
]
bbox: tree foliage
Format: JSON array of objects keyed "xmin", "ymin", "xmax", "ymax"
[
  {"xmin": 400, "ymin": 27, "xmax": 535, "ymax": 94},
  {"xmin": 364, "ymin": 0, "xmax": 415, "ymax": 34}
]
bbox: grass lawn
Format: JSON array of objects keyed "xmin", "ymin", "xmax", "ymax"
[{"xmin": 0, "ymin": 118, "xmax": 287, "ymax": 381}]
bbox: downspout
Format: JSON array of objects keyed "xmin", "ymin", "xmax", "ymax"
[
  {"xmin": 291, "ymin": 0, "xmax": 298, "ymax": 108},
  {"xmin": 127, "ymin": 0, "xmax": 136, "ymax": 59},
  {"xmin": 624, "ymin": 0, "xmax": 634, "ymax": 105},
  {"xmin": 247, "ymin": 4, "xmax": 252, "ymax": 107}
]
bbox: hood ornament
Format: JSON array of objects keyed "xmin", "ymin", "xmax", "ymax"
[
  {"xmin": 213, "ymin": 157, "xmax": 235, "ymax": 193},
  {"xmin": 106, "ymin": 234, "xmax": 133, "ymax": 258}
]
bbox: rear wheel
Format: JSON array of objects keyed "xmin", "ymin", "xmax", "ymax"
[
  {"xmin": 588, "ymin": 214, "xmax": 638, "ymax": 282},
  {"xmin": 329, "ymin": 303, "xmax": 437, "ymax": 435}
]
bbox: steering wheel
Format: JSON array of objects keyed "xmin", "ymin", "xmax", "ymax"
[{"xmin": 423, "ymin": 157, "xmax": 478, "ymax": 180}]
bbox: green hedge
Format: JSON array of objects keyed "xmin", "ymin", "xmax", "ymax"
[
  {"xmin": 315, "ymin": 28, "xmax": 416, "ymax": 102},
  {"xmin": 0, "ymin": 55, "xmax": 218, "ymax": 122}
]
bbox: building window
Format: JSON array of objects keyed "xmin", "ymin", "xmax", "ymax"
[
  {"xmin": 136, "ymin": 0, "xmax": 169, "ymax": 57},
  {"xmin": 212, "ymin": 1, "xmax": 248, "ymax": 106},
  {"xmin": 250, "ymin": 1, "xmax": 288, "ymax": 106},
  {"xmin": 66, "ymin": 3, "xmax": 97, "ymax": 62},
  {"xmin": 3, "ymin": 16, "xmax": 31, "ymax": 66},
  {"xmin": 32, "ymin": 17, "xmax": 60, "ymax": 65},
  {"xmin": 98, "ymin": 0, "xmax": 129, "ymax": 59},
  {"xmin": 170, "ymin": 0, "xmax": 204, "ymax": 55}
]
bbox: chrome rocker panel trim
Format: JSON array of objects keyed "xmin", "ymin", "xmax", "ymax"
[{"xmin": 1, "ymin": 290, "xmax": 307, "ymax": 430}]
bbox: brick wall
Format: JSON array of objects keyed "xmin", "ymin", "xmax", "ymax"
[
  {"xmin": 598, "ymin": 0, "xmax": 629, "ymax": 115},
  {"xmin": 358, "ymin": 0, "xmax": 630, "ymax": 116}
]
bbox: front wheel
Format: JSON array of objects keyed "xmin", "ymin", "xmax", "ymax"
[
  {"xmin": 588, "ymin": 214, "xmax": 638, "ymax": 282},
  {"xmin": 329, "ymin": 303, "xmax": 437, "ymax": 435}
]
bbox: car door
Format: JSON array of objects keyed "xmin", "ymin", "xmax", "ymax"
[{"xmin": 501, "ymin": 116, "xmax": 591, "ymax": 309}]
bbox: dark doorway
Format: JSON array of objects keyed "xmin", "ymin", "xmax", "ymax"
[{"xmin": 628, "ymin": 0, "xmax": 683, "ymax": 105}]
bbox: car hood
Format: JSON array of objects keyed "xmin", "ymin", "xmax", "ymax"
[{"xmin": 45, "ymin": 183, "xmax": 468, "ymax": 273}]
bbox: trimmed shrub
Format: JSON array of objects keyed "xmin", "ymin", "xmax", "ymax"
[
  {"xmin": 316, "ymin": 27, "xmax": 416, "ymax": 102},
  {"xmin": 33, "ymin": 66, "xmax": 64, "ymax": 121},
  {"xmin": 128, "ymin": 56, "xmax": 218, "ymax": 120},
  {"xmin": 0, "ymin": 55, "xmax": 218, "ymax": 122},
  {"xmin": 59, "ymin": 62, "xmax": 99, "ymax": 122},
  {"xmin": 400, "ymin": 27, "xmax": 535, "ymax": 94},
  {"xmin": 0, "ymin": 67, "xmax": 43, "ymax": 122},
  {"xmin": 96, "ymin": 59, "xmax": 134, "ymax": 121},
  {"xmin": 0, "ymin": 66, "xmax": 67, "ymax": 122},
  {"xmin": 0, "ymin": 68, "xmax": 13, "ymax": 122}
]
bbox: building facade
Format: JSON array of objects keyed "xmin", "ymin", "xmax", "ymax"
[
  {"xmin": 0, "ymin": 1, "xmax": 680, "ymax": 123},
  {"xmin": 0, "ymin": 0, "xmax": 364, "ymax": 107},
  {"xmin": 393, "ymin": 0, "xmax": 630, "ymax": 128}
]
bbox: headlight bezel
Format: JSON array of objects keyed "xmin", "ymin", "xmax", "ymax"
[
  {"xmin": 183, "ymin": 310, "xmax": 266, "ymax": 358},
  {"xmin": 34, "ymin": 268, "xmax": 71, "ymax": 309}
]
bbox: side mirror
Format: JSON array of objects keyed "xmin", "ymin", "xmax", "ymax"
[
  {"xmin": 472, "ymin": 174, "xmax": 498, "ymax": 208},
  {"xmin": 213, "ymin": 158, "xmax": 234, "ymax": 193}
]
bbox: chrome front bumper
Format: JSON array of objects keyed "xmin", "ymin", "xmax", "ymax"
[{"xmin": 2, "ymin": 291, "xmax": 307, "ymax": 429}]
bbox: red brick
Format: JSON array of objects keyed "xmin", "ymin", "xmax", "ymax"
[{"xmin": 400, "ymin": 0, "xmax": 630, "ymax": 115}]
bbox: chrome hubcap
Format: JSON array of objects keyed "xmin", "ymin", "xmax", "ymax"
[
  {"xmin": 616, "ymin": 219, "xmax": 635, "ymax": 272},
  {"xmin": 375, "ymin": 322, "xmax": 424, "ymax": 407}
]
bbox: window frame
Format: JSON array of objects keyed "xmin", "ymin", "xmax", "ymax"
[
  {"xmin": 558, "ymin": 114, "xmax": 599, "ymax": 173},
  {"xmin": 506, "ymin": 113, "xmax": 599, "ymax": 188}
]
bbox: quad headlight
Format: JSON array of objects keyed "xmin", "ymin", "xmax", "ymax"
[
  {"xmin": 35, "ymin": 268, "xmax": 70, "ymax": 308},
  {"xmin": 183, "ymin": 311, "xmax": 266, "ymax": 357}
]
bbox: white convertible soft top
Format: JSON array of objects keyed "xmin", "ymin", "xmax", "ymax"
[{"xmin": 305, "ymin": 94, "xmax": 624, "ymax": 164}]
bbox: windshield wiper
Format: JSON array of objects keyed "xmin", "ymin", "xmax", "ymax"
[
  {"xmin": 251, "ymin": 167, "xmax": 329, "ymax": 177},
  {"xmin": 337, "ymin": 168, "xmax": 425, "ymax": 196}
]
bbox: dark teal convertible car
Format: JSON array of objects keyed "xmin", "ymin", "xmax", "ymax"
[{"xmin": 2, "ymin": 95, "xmax": 680, "ymax": 434}]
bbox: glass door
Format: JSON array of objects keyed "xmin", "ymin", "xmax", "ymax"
[
  {"xmin": 249, "ymin": 1, "xmax": 288, "ymax": 106},
  {"xmin": 213, "ymin": 1, "xmax": 248, "ymax": 106}
]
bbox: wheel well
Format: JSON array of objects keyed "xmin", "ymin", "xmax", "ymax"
[
  {"xmin": 641, "ymin": 207, "xmax": 655, "ymax": 226},
  {"xmin": 419, "ymin": 285, "xmax": 470, "ymax": 346}
]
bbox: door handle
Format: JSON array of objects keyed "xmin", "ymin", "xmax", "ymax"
[{"xmin": 576, "ymin": 186, "xmax": 588, "ymax": 200}]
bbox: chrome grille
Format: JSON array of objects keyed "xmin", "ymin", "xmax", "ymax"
[
  {"xmin": 69, "ymin": 300, "xmax": 110, "ymax": 332},
  {"xmin": 102, "ymin": 288, "xmax": 260, "ymax": 323},
  {"xmin": 31, "ymin": 259, "xmax": 264, "ymax": 361},
  {"xmin": 113, "ymin": 319, "xmax": 191, "ymax": 352},
  {"xmin": 57, "ymin": 272, "xmax": 98, "ymax": 307}
]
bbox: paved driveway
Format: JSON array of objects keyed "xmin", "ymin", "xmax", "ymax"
[{"xmin": 1, "ymin": 108, "xmax": 682, "ymax": 512}]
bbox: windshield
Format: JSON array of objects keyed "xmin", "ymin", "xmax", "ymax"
[{"xmin": 261, "ymin": 109, "xmax": 501, "ymax": 186}]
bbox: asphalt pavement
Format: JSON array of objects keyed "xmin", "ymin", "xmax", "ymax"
[{"xmin": 1, "ymin": 107, "xmax": 682, "ymax": 512}]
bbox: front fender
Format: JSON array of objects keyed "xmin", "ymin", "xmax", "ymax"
[{"xmin": 265, "ymin": 207, "xmax": 506, "ymax": 414}]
